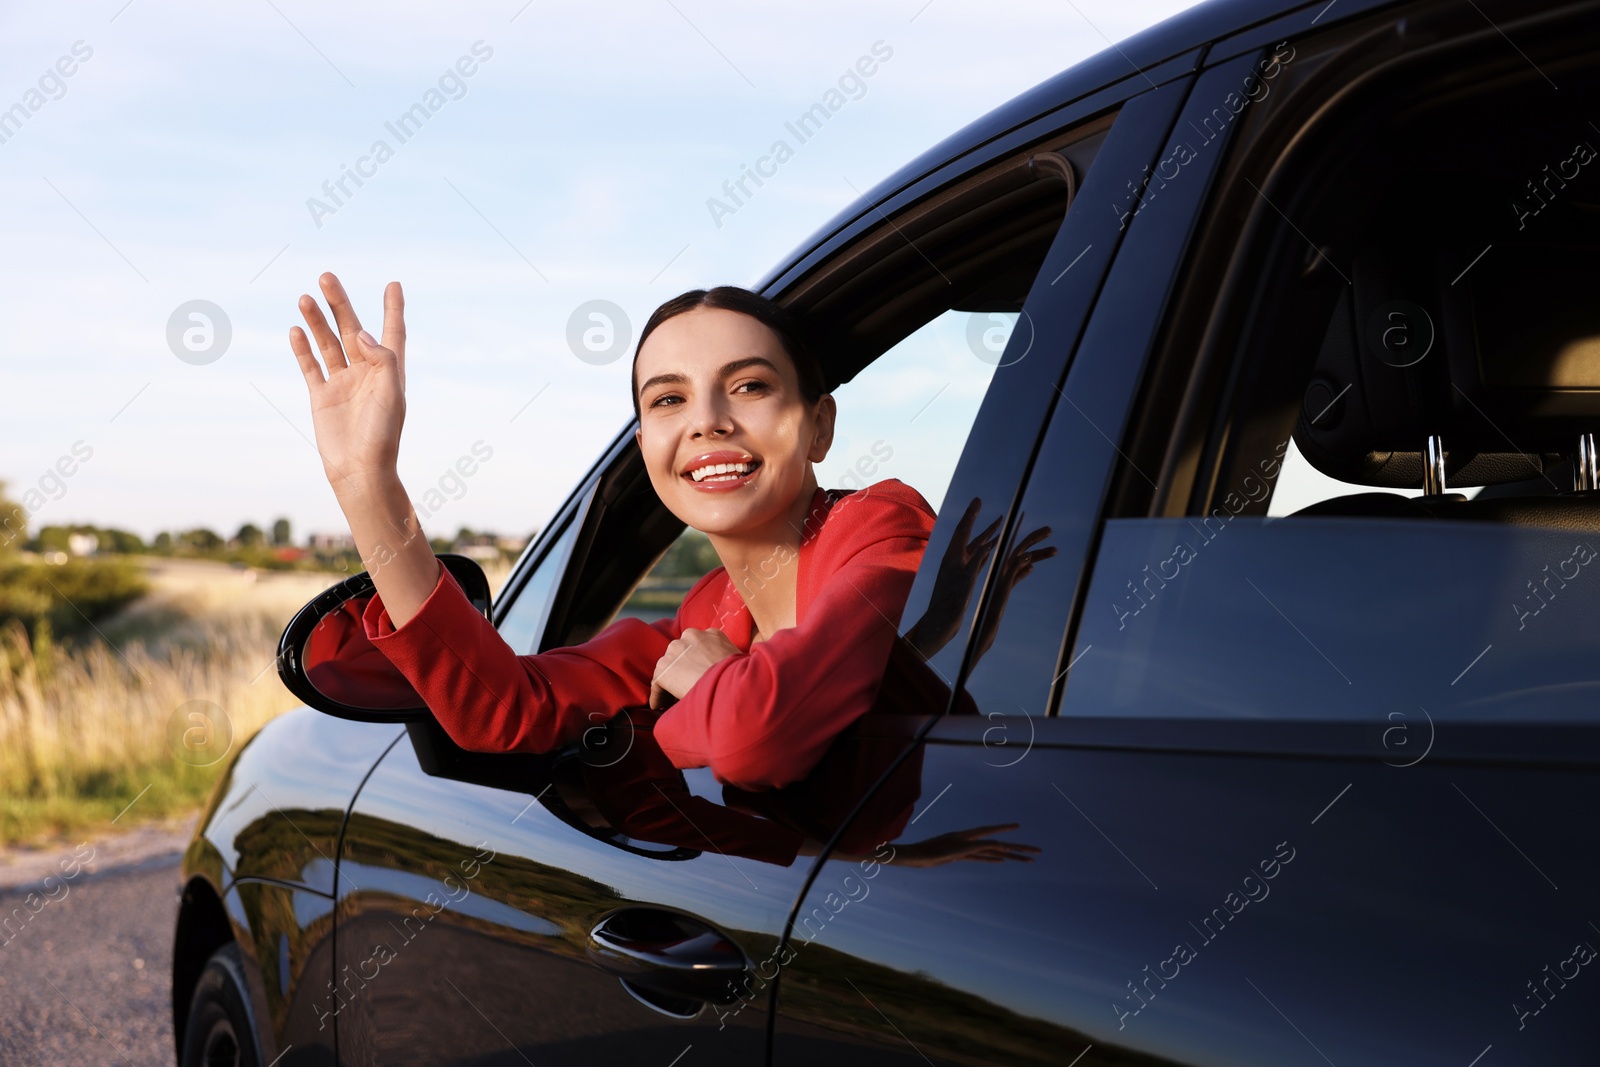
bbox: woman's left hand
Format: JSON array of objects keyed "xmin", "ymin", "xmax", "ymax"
[{"xmin": 649, "ymin": 627, "xmax": 742, "ymax": 709}]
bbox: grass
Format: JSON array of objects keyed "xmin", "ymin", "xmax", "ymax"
[{"xmin": 0, "ymin": 556, "xmax": 511, "ymax": 849}]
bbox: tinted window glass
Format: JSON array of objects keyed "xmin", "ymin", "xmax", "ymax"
[
  {"xmin": 1063, "ymin": 517, "xmax": 1600, "ymax": 722},
  {"xmin": 494, "ymin": 517, "xmax": 578, "ymax": 654}
]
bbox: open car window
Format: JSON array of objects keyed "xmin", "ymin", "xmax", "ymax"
[
  {"xmin": 557, "ymin": 111, "xmax": 1118, "ymax": 646},
  {"xmin": 424, "ymin": 96, "xmax": 1132, "ymax": 865},
  {"xmin": 1265, "ymin": 438, "xmax": 1441, "ymax": 516},
  {"xmin": 608, "ymin": 307, "xmax": 1006, "ymax": 626}
]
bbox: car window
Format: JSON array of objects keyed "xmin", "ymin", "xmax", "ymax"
[
  {"xmin": 1265, "ymin": 438, "xmax": 1436, "ymax": 516},
  {"xmin": 494, "ymin": 514, "xmax": 579, "ymax": 653},
  {"xmin": 576, "ymin": 100, "xmax": 1125, "ymax": 646},
  {"xmin": 885, "ymin": 63, "xmax": 1232, "ymax": 729},
  {"xmin": 502, "ymin": 98, "xmax": 1135, "ymax": 819},
  {"xmin": 605, "ymin": 309, "xmax": 1005, "ymax": 626},
  {"xmin": 610, "ymin": 527, "xmax": 719, "ymax": 625},
  {"xmin": 1063, "ymin": 516, "xmax": 1600, "ymax": 724},
  {"xmin": 1056, "ymin": 25, "xmax": 1600, "ymax": 728},
  {"xmin": 817, "ymin": 307, "xmax": 1002, "ymax": 514}
]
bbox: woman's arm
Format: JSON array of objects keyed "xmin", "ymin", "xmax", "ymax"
[
  {"xmin": 652, "ymin": 521, "xmax": 930, "ymax": 792},
  {"xmin": 290, "ymin": 272, "xmax": 680, "ymax": 754},
  {"xmin": 360, "ymin": 564, "xmax": 685, "ymax": 753},
  {"xmin": 288, "ymin": 272, "xmax": 439, "ymax": 627}
]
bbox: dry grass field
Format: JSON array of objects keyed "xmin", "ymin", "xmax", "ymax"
[{"xmin": 0, "ymin": 556, "xmax": 510, "ymax": 848}]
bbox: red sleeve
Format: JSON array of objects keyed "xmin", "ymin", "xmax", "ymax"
[
  {"xmin": 653, "ymin": 495, "xmax": 932, "ymax": 791},
  {"xmin": 361, "ymin": 564, "xmax": 726, "ymax": 755}
]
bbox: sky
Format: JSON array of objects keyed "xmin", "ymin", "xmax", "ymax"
[{"xmin": 0, "ymin": 0, "xmax": 1202, "ymax": 543}]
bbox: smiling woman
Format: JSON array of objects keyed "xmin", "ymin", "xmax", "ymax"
[
  {"xmin": 630, "ymin": 288, "xmax": 835, "ymax": 650},
  {"xmin": 288, "ymin": 273, "xmax": 935, "ymax": 789}
]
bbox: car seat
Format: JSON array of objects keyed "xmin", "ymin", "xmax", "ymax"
[{"xmin": 1289, "ymin": 231, "xmax": 1600, "ymax": 531}]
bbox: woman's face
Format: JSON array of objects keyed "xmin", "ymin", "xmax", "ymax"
[{"xmin": 634, "ymin": 306, "xmax": 834, "ymax": 540}]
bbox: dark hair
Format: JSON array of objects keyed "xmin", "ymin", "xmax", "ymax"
[{"xmin": 631, "ymin": 286, "xmax": 826, "ymax": 421}]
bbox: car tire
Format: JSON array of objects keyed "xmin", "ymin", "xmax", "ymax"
[{"xmin": 180, "ymin": 942, "xmax": 263, "ymax": 1067}]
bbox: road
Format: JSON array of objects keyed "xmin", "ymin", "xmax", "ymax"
[{"xmin": 0, "ymin": 818, "xmax": 197, "ymax": 1066}]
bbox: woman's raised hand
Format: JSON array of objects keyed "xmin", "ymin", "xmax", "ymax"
[
  {"xmin": 287, "ymin": 272, "xmax": 440, "ymax": 627},
  {"xmin": 289, "ymin": 273, "xmax": 407, "ymax": 497}
]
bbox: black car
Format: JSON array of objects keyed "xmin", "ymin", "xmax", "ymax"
[{"xmin": 174, "ymin": 0, "xmax": 1600, "ymax": 1063}]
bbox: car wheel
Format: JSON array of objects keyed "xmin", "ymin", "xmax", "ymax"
[{"xmin": 180, "ymin": 942, "xmax": 263, "ymax": 1067}]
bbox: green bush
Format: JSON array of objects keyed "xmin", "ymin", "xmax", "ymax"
[{"xmin": 0, "ymin": 557, "xmax": 149, "ymax": 642}]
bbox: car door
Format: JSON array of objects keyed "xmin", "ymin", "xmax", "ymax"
[
  {"xmin": 330, "ymin": 431, "xmax": 822, "ymax": 1067},
  {"xmin": 775, "ymin": 7, "xmax": 1600, "ymax": 1067}
]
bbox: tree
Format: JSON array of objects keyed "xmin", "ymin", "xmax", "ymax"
[
  {"xmin": 653, "ymin": 530, "xmax": 721, "ymax": 577},
  {"xmin": 235, "ymin": 523, "xmax": 264, "ymax": 546},
  {"xmin": 179, "ymin": 528, "xmax": 222, "ymax": 552},
  {"xmin": 0, "ymin": 481, "xmax": 26, "ymax": 553},
  {"xmin": 98, "ymin": 528, "xmax": 146, "ymax": 554},
  {"xmin": 30, "ymin": 526, "xmax": 73, "ymax": 554},
  {"xmin": 272, "ymin": 517, "xmax": 292, "ymax": 546}
]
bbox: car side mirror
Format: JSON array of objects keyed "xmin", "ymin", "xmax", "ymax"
[{"xmin": 277, "ymin": 554, "xmax": 492, "ymax": 723}]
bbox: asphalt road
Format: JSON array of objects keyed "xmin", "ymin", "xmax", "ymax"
[{"xmin": 0, "ymin": 829, "xmax": 191, "ymax": 1066}]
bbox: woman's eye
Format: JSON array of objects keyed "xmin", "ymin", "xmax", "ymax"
[
  {"xmin": 735, "ymin": 380, "xmax": 769, "ymax": 395},
  {"xmin": 650, "ymin": 394, "xmax": 682, "ymax": 408}
]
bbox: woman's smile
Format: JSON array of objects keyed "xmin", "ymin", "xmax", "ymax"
[{"xmin": 682, "ymin": 450, "xmax": 763, "ymax": 490}]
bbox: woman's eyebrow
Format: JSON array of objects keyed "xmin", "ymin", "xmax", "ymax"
[
  {"xmin": 637, "ymin": 370, "xmax": 687, "ymax": 396},
  {"xmin": 718, "ymin": 356, "xmax": 781, "ymax": 378},
  {"xmin": 637, "ymin": 356, "xmax": 781, "ymax": 398}
]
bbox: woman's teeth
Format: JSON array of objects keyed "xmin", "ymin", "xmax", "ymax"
[{"xmin": 689, "ymin": 461, "xmax": 756, "ymax": 482}]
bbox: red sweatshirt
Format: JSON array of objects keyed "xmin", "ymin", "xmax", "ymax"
[{"xmin": 361, "ymin": 478, "xmax": 937, "ymax": 791}]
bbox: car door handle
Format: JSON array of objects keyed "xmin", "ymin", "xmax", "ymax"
[{"xmin": 587, "ymin": 908, "xmax": 748, "ymax": 1009}]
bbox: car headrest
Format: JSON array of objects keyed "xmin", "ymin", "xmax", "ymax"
[{"xmin": 1294, "ymin": 233, "xmax": 1600, "ymax": 489}]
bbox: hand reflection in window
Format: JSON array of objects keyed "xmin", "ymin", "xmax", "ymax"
[{"xmin": 904, "ymin": 496, "xmax": 1057, "ymax": 668}]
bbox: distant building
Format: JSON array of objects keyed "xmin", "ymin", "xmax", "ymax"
[
  {"xmin": 307, "ymin": 532, "xmax": 356, "ymax": 551},
  {"xmin": 453, "ymin": 532, "xmax": 517, "ymax": 563}
]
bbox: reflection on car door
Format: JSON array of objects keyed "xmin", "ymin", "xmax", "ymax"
[{"xmin": 331, "ymin": 716, "xmax": 811, "ymax": 1066}]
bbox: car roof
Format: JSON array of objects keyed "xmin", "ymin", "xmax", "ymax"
[{"xmin": 754, "ymin": 0, "xmax": 1398, "ymax": 294}]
